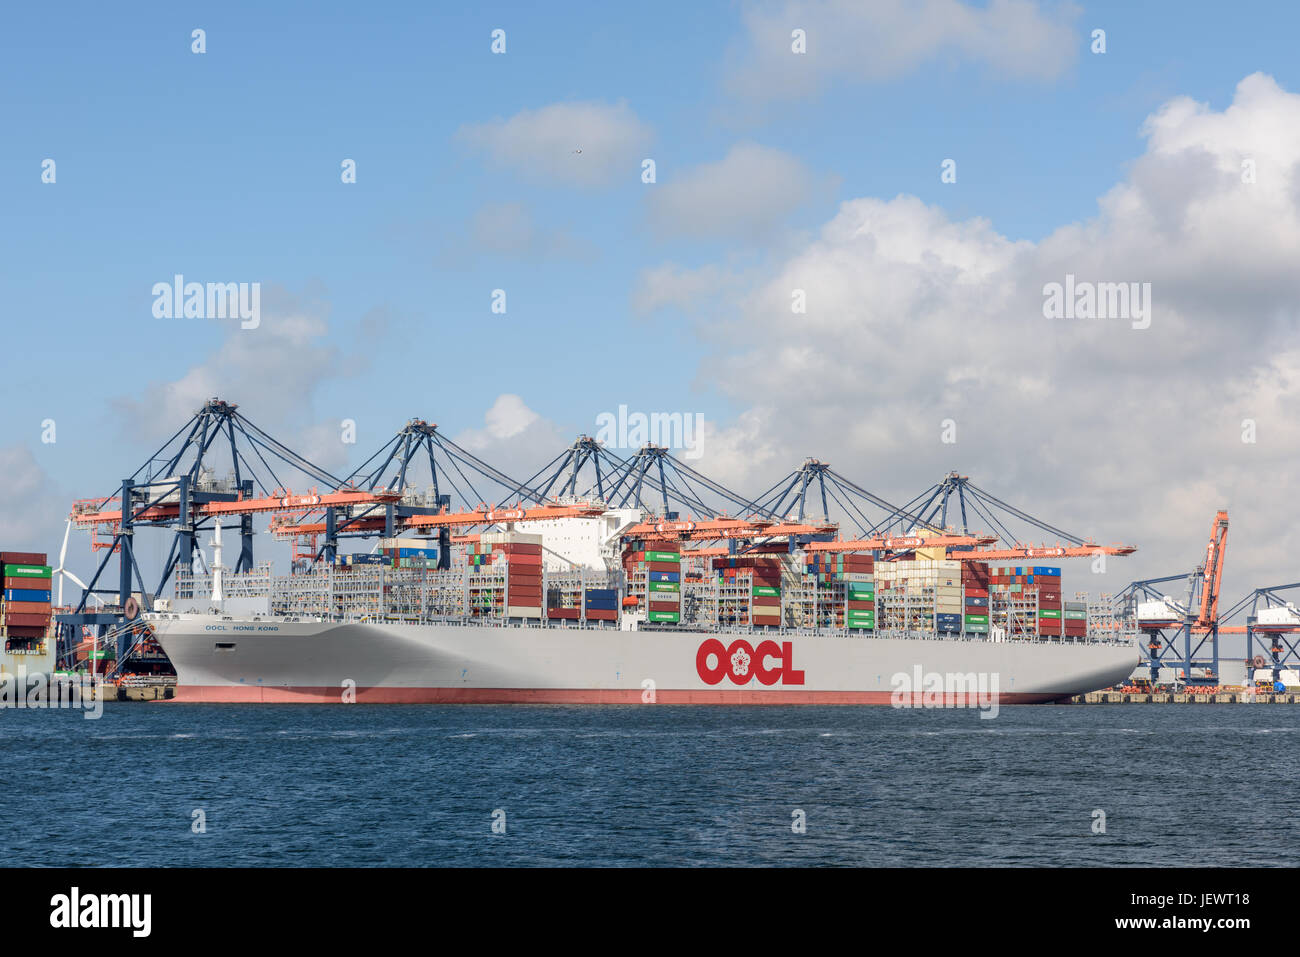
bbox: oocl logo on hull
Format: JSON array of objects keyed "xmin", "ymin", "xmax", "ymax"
[{"xmin": 695, "ymin": 638, "xmax": 805, "ymax": 686}]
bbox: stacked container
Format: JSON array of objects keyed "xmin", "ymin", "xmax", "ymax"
[
  {"xmin": 962, "ymin": 561, "xmax": 990, "ymax": 635},
  {"xmin": 845, "ymin": 576, "xmax": 875, "ymax": 631},
  {"xmin": 545, "ymin": 581, "xmax": 582, "ymax": 619},
  {"xmin": 805, "ymin": 553, "xmax": 874, "ymax": 630},
  {"xmin": 1, "ymin": 551, "xmax": 52, "ymax": 649},
  {"xmin": 714, "ymin": 556, "xmax": 783, "ymax": 627},
  {"xmin": 749, "ymin": 558, "xmax": 784, "ymax": 629},
  {"xmin": 1063, "ymin": 598, "xmax": 1087, "ymax": 638},
  {"xmin": 583, "ymin": 587, "xmax": 618, "ymax": 622},
  {"xmin": 988, "ymin": 566, "xmax": 1066, "ymax": 638},
  {"xmin": 482, "ymin": 532, "xmax": 543, "ymax": 619},
  {"xmin": 379, "ymin": 537, "xmax": 439, "ymax": 569},
  {"xmin": 1035, "ymin": 566, "xmax": 1063, "ymax": 637},
  {"xmin": 335, "ymin": 552, "xmax": 391, "ymax": 567},
  {"xmin": 639, "ymin": 541, "xmax": 681, "ymax": 624}
]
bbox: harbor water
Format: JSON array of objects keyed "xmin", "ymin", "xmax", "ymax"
[{"xmin": 3, "ymin": 704, "xmax": 1296, "ymax": 867}]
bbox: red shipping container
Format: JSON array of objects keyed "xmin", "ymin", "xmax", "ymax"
[
  {"xmin": 648, "ymin": 561, "xmax": 680, "ymax": 573},
  {"xmin": 586, "ymin": 609, "xmax": 618, "ymax": 621},
  {"xmin": 846, "ymin": 600, "xmax": 874, "ymax": 611},
  {"xmin": 496, "ymin": 543, "xmax": 542, "ymax": 556},
  {"xmin": 4, "ymin": 576, "xmax": 51, "ymax": 590},
  {"xmin": 751, "ymin": 595, "xmax": 780, "ymax": 607},
  {"xmin": 648, "ymin": 600, "xmax": 680, "ymax": 612},
  {"xmin": 4, "ymin": 613, "xmax": 50, "ymax": 627},
  {"xmin": 5, "ymin": 625, "xmax": 47, "ymax": 638},
  {"xmin": 546, "ymin": 608, "xmax": 579, "ymax": 619},
  {"xmin": 0, "ymin": 552, "xmax": 46, "ymax": 565},
  {"xmin": 4, "ymin": 601, "xmax": 50, "ymax": 615}
]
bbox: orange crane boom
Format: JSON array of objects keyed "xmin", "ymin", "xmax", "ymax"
[
  {"xmin": 71, "ymin": 488, "xmax": 404, "ymax": 526},
  {"xmin": 1196, "ymin": 510, "xmax": 1229, "ymax": 628},
  {"xmin": 404, "ymin": 503, "xmax": 607, "ymax": 528},
  {"xmin": 950, "ymin": 543, "xmax": 1137, "ymax": 561},
  {"xmin": 806, "ymin": 533, "xmax": 995, "ymax": 552}
]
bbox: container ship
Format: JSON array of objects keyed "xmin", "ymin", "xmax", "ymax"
[
  {"xmin": 59, "ymin": 403, "xmax": 1142, "ymax": 704},
  {"xmin": 145, "ymin": 528, "xmax": 1139, "ymax": 704}
]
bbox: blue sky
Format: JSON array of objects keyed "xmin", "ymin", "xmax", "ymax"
[{"xmin": 4, "ymin": 1, "xmax": 1300, "ymax": 605}]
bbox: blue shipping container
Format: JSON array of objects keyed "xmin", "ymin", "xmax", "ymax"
[
  {"xmin": 4, "ymin": 588, "xmax": 51, "ymax": 603},
  {"xmin": 965, "ymin": 596, "xmax": 989, "ymax": 607},
  {"xmin": 649, "ymin": 572, "xmax": 680, "ymax": 583},
  {"xmin": 343, "ymin": 554, "xmax": 388, "ymax": 565}
]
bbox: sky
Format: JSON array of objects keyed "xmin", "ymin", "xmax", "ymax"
[{"xmin": 2, "ymin": 0, "xmax": 1300, "ymax": 627}]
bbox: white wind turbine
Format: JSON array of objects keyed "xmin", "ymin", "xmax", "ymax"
[{"xmin": 53, "ymin": 518, "xmax": 103, "ymax": 609}]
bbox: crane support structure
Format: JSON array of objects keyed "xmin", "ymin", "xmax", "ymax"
[{"xmin": 1117, "ymin": 511, "xmax": 1229, "ymax": 687}]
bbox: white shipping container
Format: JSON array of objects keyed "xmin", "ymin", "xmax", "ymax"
[
  {"xmin": 1137, "ymin": 599, "xmax": 1183, "ymax": 621},
  {"xmin": 1256, "ymin": 606, "xmax": 1300, "ymax": 626},
  {"xmin": 483, "ymin": 532, "xmax": 544, "ymax": 545},
  {"xmin": 1253, "ymin": 669, "xmax": 1300, "ymax": 686}
]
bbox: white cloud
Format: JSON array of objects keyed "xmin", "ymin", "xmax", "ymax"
[
  {"xmin": 631, "ymin": 263, "xmax": 741, "ymax": 316},
  {"xmin": 726, "ymin": 0, "xmax": 1079, "ymax": 102},
  {"xmin": 0, "ymin": 445, "xmax": 69, "ymax": 554},
  {"xmin": 673, "ymin": 73, "xmax": 1300, "ymax": 601},
  {"xmin": 452, "ymin": 395, "xmax": 572, "ymax": 504},
  {"xmin": 110, "ymin": 289, "xmax": 370, "ymax": 485},
  {"xmin": 646, "ymin": 143, "xmax": 831, "ymax": 239},
  {"xmin": 438, "ymin": 202, "xmax": 595, "ymax": 264},
  {"xmin": 457, "ymin": 100, "xmax": 653, "ymax": 188}
]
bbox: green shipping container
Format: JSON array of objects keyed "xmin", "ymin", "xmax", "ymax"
[
  {"xmin": 964, "ymin": 623, "xmax": 989, "ymax": 633},
  {"xmin": 5, "ymin": 564, "xmax": 51, "ymax": 578},
  {"xmin": 964, "ymin": 614, "xmax": 989, "ymax": 624},
  {"xmin": 1064, "ymin": 610, "xmax": 1087, "ymax": 620},
  {"xmin": 649, "ymin": 581, "xmax": 680, "ymax": 593},
  {"xmin": 848, "ymin": 621, "xmax": 874, "ymax": 630},
  {"xmin": 647, "ymin": 611, "xmax": 680, "ymax": 623},
  {"xmin": 1039, "ymin": 609, "xmax": 1061, "ymax": 619},
  {"xmin": 646, "ymin": 551, "xmax": 680, "ymax": 563},
  {"xmin": 752, "ymin": 586, "xmax": 780, "ymax": 597}
]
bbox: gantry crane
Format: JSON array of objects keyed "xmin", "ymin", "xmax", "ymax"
[{"xmin": 1117, "ymin": 510, "xmax": 1227, "ymax": 686}]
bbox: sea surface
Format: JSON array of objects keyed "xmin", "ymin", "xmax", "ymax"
[{"xmin": 2, "ymin": 703, "xmax": 1297, "ymax": 867}]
